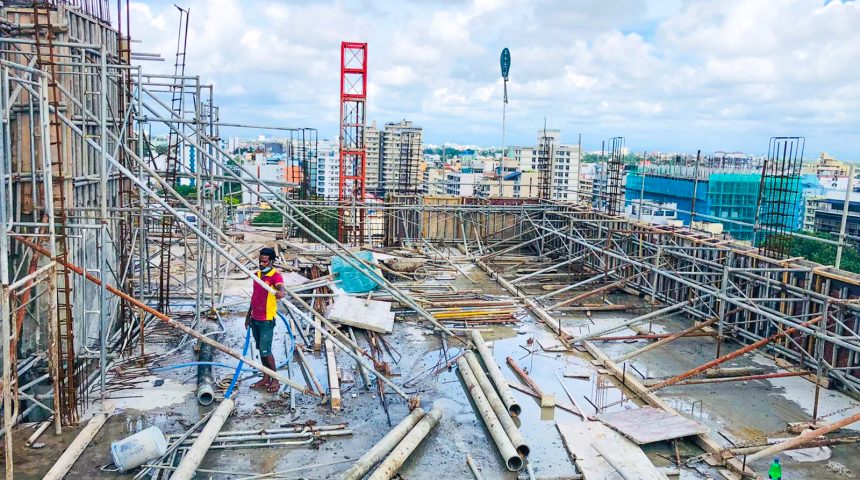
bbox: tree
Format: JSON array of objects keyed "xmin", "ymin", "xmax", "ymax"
[
  {"xmin": 251, "ymin": 211, "xmax": 283, "ymax": 225},
  {"xmin": 789, "ymin": 231, "xmax": 860, "ymax": 274}
]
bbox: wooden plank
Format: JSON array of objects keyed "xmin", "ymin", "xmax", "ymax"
[
  {"xmin": 325, "ymin": 339, "xmax": 342, "ymax": 410},
  {"xmin": 326, "ymin": 295, "xmax": 395, "ymax": 334},
  {"xmin": 556, "ymin": 420, "xmax": 668, "ymax": 480},
  {"xmin": 596, "ymin": 406, "xmax": 707, "ymax": 444}
]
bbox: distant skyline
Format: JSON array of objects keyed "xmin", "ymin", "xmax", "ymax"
[{"xmin": 130, "ymin": 0, "xmax": 860, "ymax": 159}]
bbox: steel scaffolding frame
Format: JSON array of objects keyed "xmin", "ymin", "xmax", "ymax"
[{"xmin": 2, "ymin": 5, "xmax": 860, "ymax": 480}]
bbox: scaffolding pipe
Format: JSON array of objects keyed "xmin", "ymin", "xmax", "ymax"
[
  {"xmin": 14, "ymin": 236, "xmax": 313, "ymax": 396},
  {"xmin": 136, "ymin": 91, "xmax": 457, "ymax": 339},
  {"xmin": 545, "ymin": 276, "xmax": 634, "ymax": 311},
  {"xmin": 650, "ymin": 371, "xmax": 806, "ymax": 386},
  {"xmin": 647, "ymin": 316, "xmax": 823, "ymax": 394},
  {"xmin": 33, "ymin": 104, "xmax": 411, "ymax": 400},
  {"xmin": 747, "ymin": 410, "xmax": 860, "ymax": 464},
  {"xmin": 531, "ymin": 221, "xmax": 859, "ymax": 353},
  {"xmin": 457, "ymin": 357, "xmax": 523, "ymax": 471},
  {"xmin": 171, "ymin": 397, "xmax": 235, "ymax": 480},
  {"xmin": 465, "ymin": 351, "xmax": 529, "ymax": 457},
  {"xmin": 367, "ymin": 406, "xmax": 443, "ymax": 480},
  {"xmin": 342, "ymin": 408, "xmax": 426, "ymax": 480},
  {"xmin": 510, "ymin": 254, "xmax": 583, "ymax": 285},
  {"xmin": 613, "ymin": 314, "xmax": 721, "ymax": 362},
  {"xmin": 471, "ymin": 330, "xmax": 521, "ymax": 416}
]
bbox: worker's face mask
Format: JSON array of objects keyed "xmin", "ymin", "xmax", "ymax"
[{"xmin": 260, "ymin": 264, "xmax": 273, "ymax": 274}]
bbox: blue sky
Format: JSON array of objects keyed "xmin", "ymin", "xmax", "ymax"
[{"xmin": 130, "ymin": 0, "xmax": 860, "ymax": 159}]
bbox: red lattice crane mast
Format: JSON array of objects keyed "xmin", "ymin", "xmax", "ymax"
[{"xmin": 338, "ymin": 42, "xmax": 368, "ymax": 244}]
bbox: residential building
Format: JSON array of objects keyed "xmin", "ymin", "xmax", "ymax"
[
  {"xmin": 364, "ymin": 121, "xmax": 381, "ymax": 193},
  {"xmin": 510, "ymin": 129, "xmax": 581, "ymax": 201},
  {"xmin": 478, "ymin": 171, "xmax": 541, "ymax": 198},
  {"xmin": 805, "ymin": 194, "xmax": 825, "ymax": 232},
  {"xmin": 264, "ymin": 141, "xmax": 284, "ymax": 154},
  {"xmin": 227, "ymin": 137, "xmax": 240, "ymax": 153},
  {"xmin": 578, "ymin": 164, "xmax": 595, "ymax": 206},
  {"xmin": 426, "ymin": 167, "xmax": 447, "ymax": 196},
  {"xmin": 802, "ymin": 152, "xmax": 852, "ymax": 177},
  {"xmin": 625, "ymin": 199, "xmax": 681, "ymax": 226},
  {"xmin": 241, "ymin": 155, "xmax": 293, "ymax": 204},
  {"xmin": 314, "ymin": 142, "xmax": 340, "ymax": 199},
  {"xmin": 812, "ymin": 193, "xmax": 860, "ymax": 239},
  {"xmin": 380, "ymin": 120, "xmax": 423, "ymax": 195},
  {"xmin": 445, "ymin": 171, "xmax": 483, "ymax": 197}
]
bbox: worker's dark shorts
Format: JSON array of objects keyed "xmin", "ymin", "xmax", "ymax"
[{"xmin": 250, "ymin": 319, "xmax": 275, "ymax": 357}]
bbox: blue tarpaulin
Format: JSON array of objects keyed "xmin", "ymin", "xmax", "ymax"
[{"xmin": 330, "ymin": 251, "xmax": 379, "ymax": 293}]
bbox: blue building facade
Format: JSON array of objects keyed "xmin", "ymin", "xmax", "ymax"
[{"xmin": 626, "ymin": 172, "xmax": 805, "ymax": 242}]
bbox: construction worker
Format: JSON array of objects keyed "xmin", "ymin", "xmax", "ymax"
[
  {"xmin": 768, "ymin": 458, "xmax": 782, "ymax": 480},
  {"xmin": 245, "ymin": 247, "xmax": 287, "ymax": 393}
]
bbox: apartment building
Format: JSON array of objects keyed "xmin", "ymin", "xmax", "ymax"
[
  {"xmin": 380, "ymin": 120, "xmax": 423, "ymax": 195},
  {"xmin": 511, "ymin": 129, "xmax": 581, "ymax": 201},
  {"xmin": 364, "ymin": 121, "xmax": 381, "ymax": 193}
]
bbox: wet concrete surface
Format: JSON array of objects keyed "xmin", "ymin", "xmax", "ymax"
[{"xmin": 11, "ymin": 252, "xmax": 860, "ymax": 479}]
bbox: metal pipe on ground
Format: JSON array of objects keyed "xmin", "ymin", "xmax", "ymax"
[
  {"xmin": 644, "ymin": 371, "xmax": 806, "ymax": 387},
  {"xmin": 466, "ymin": 454, "xmax": 484, "ymax": 480},
  {"xmin": 42, "ymin": 412, "xmax": 111, "ymax": 480},
  {"xmin": 197, "ymin": 324, "xmax": 218, "ymax": 406},
  {"xmin": 648, "ymin": 316, "xmax": 822, "ymax": 394},
  {"xmin": 613, "ymin": 315, "xmax": 721, "ymax": 363},
  {"xmin": 470, "ymin": 330, "xmax": 521, "ymax": 416},
  {"xmin": 747, "ymin": 411, "xmax": 860, "ymax": 464},
  {"xmin": 464, "ymin": 351, "xmax": 529, "ymax": 457},
  {"xmin": 457, "ymin": 357, "xmax": 523, "ymax": 471},
  {"xmin": 171, "ymin": 397, "xmax": 235, "ymax": 480},
  {"xmin": 506, "ymin": 356, "xmax": 554, "ymax": 408},
  {"xmin": 728, "ymin": 435, "xmax": 860, "ymax": 455},
  {"xmin": 342, "ymin": 408, "xmax": 426, "ymax": 480},
  {"xmin": 545, "ymin": 276, "xmax": 634, "ymax": 311},
  {"xmin": 367, "ymin": 406, "xmax": 443, "ymax": 480},
  {"xmin": 574, "ymin": 298, "xmax": 698, "ymax": 344}
]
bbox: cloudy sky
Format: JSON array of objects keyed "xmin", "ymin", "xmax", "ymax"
[{"xmin": 129, "ymin": 0, "xmax": 860, "ymax": 158}]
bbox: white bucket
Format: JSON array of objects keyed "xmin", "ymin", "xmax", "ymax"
[{"xmin": 110, "ymin": 425, "xmax": 168, "ymax": 472}]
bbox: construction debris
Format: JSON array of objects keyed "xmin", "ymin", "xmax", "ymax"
[
  {"xmin": 595, "ymin": 407, "xmax": 707, "ymax": 444},
  {"xmin": 367, "ymin": 406, "xmax": 444, "ymax": 480},
  {"xmin": 1, "ymin": 8, "xmax": 859, "ymax": 480}
]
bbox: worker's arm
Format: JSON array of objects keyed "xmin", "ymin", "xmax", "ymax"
[
  {"xmin": 245, "ymin": 306, "xmax": 252, "ymax": 329},
  {"xmin": 275, "ymin": 283, "xmax": 286, "ymax": 300}
]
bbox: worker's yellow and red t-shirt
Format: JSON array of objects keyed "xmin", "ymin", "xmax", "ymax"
[{"xmin": 250, "ymin": 269, "xmax": 284, "ymax": 321}]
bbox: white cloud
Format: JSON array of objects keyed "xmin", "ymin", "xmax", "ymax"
[{"xmin": 129, "ymin": 0, "xmax": 860, "ymax": 158}]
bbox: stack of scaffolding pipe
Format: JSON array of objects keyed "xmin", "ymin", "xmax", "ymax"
[
  {"xmin": 367, "ymin": 406, "xmax": 444, "ymax": 480},
  {"xmin": 342, "ymin": 408, "xmax": 426, "ymax": 480},
  {"xmin": 470, "ymin": 330, "xmax": 521, "ymax": 416},
  {"xmin": 457, "ymin": 356, "xmax": 524, "ymax": 471},
  {"xmin": 464, "ymin": 351, "xmax": 529, "ymax": 457}
]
